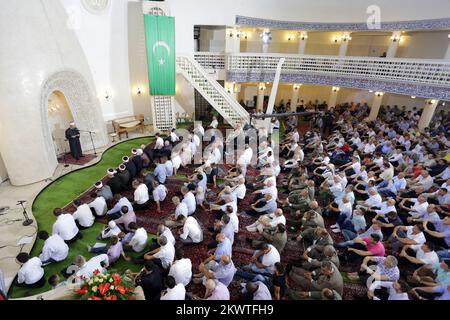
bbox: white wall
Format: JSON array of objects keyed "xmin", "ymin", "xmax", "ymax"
[
  {"xmin": 128, "ymin": 1, "xmax": 153, "ymax": 123},
  {"xmin": 0, "ymin": 0, "xmax": 107, "ymax": 185},
  {"xmin": 199, "ymin": 27, "xmax": 226, "ymax": 52},
  {"xmin": 397, "ymin": 31, "xmax": 450, "ymax": 59},
  {"xmin": 175, "ymin": 75, "xmax": 195, "ymax": 116},
  {"xmin": 60, "ymin": 0, "xmax": 135, "ymax": 121}
]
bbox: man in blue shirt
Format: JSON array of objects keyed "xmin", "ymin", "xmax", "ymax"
[
  {"xmin": 106, "ymin": 195, "xmax": 133, "ymax": 220},
  {"xmin": 153, "ymin": 162, "xmax": 167, "ymax": 184}
]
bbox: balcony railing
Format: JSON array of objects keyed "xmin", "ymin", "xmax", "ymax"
[
  {"xmin": 193, "ymin": 52, "xmax": 450, "ymax": 86},
  {"xmin": 193, "ymin": 52, "xmax": 226, "ymax": 70},
  {"xmin": 191, "ymin": 52, "xmax": 450, "ymax": 100},
  {"xmin": 227, "ymin": 53, "xmax": 450, "ymax": 86}
]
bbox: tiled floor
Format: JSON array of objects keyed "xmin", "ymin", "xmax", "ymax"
[{"xmin": 0, "ymin": 130, "xmax": 153, "ymax": 293}]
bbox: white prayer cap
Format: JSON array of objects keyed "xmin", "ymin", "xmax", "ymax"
[
  {"xmin": 69, "ymin": 121, "xmax": 76, "ymax": 126},
  {"xmin": 122, "ymin": 156, "xmax": 129, "ymax": 163},
  {"xmin": 107, "ymin": 168, "xmax": 117, "ymax": 175},
  {"xmin": 136, "ymin": 149, "xmax": 144, "ymax": 156},
  {"xmin": 95, "ymin": 181, "xmax": 103, "ymax": 189},
  {"xmin": 108, "ymin": 221, "xmax": 116, "ymax": 229},
  {"xmin": 119, "ymin": 164, "xmax": 126, "ymax": 171},
  {"xmin": 131, "ymin": 149, "xmax": 138, "ymax": 155}
]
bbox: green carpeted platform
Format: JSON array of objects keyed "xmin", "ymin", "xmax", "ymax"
[{"xmin": 9, "ymin": 137, "xmax": 155, "ymax": 299}]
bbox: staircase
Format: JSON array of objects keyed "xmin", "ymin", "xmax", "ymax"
[{"xmin": 176, "ymin": 54, "xmax": 250, "ymax": 128}]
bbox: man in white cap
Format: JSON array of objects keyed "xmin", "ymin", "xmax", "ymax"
[
  {"xmin": 94, "ymin": 181, "xmax": 113, "ymax": 203},
  {"xmin": 65, "ymin": 122, "xmax": 83, "ymax": 160},
  {"xmin": 118, "ymin": 164, "xmax": 131, "ymax": 190},
  {"xmin": 123, "ymin": 156, "xmax": 137, "ymax": 179},
  {"xmin": 131, "ymin": 149, "xmax": 144, "ymax": 174},
  {"xmin": 106, "ymin": 168, "xmax": 122, "ymax": 195}
]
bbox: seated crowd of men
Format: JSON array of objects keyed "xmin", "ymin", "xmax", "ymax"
[{"xmin": 14, "ymin": 104, "xmax": 450, "ymax": 300}]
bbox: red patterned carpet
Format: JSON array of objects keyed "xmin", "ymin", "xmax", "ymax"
[
  {"xmin": 58, "ymin": 153, "xmax": 97, "ymax": 166},
  {"xmin": 61, "ymin": 159, "xmax": 369, "ymax": 300}
]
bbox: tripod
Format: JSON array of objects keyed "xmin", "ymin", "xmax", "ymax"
[
  {"xmin": 17, "ymin": 200, "xmax": 33, "ymax": 226},
  {"xmin": 80, "ymin": 130, "xmax": 97, "ymax": 155}
]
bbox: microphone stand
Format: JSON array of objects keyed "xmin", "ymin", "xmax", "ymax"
[
  {"xmin": 79, "ymin": 130, "xmax": 97, "ymax": 156},
  {"xmin": 63, "ymin": 139, "xmax": 69, "ymax": 168},
  {"xmin": 17, "ymin": 201, "xmax": 33, "ymax": 226}
]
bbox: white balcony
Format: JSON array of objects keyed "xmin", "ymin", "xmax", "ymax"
[{"xmin": 192, "ymin": 52, "xmax": 450, "ymax": 100}]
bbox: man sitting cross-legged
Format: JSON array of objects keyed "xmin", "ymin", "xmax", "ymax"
[{"xmin": 287, "ymin": 261, "xmax": 343, "ymax": 300}]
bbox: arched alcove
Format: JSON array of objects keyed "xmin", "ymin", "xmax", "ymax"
[{"xmin": 40, "ymin": 70, "xmax": 109, "ymax": 172}]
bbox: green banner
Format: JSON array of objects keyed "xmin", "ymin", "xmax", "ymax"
[{"xmin": 144, "ymin": 15, "xmax": 176, "ymax": 96}]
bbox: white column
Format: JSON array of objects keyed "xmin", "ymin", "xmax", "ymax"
[
  {"xmin": 418, "ymin": 99, "xmax": 439, "ymax": 131},
  {"xmin": 257, "ymin": 83, "xmax": 266, "ymax": 112},
  {"xmin": 368, "ymin": 92, "xmax": 384, "ymax": 121},
  {"xmin": 444, "ymin": 34, "xmax": 450, "ymax": 59},
  {"xmin": 291, "ymin": 84, "xmax": 301, "ymax": 110},
  {"xmin": 338, "ymin": 33, "xmax": 351, "ymax": 57},
  {"xmin": 386, "ymin": 31, "xmax": 402, "ymax": 58},
  {"xmin": 328, "ymin": 87, "xmax": 340, "ymax": 109},
  {"xmin": 298, "ymin": 32, "xmax": 308, "ymax": 54},
  {"xmin": 262, "ymin": 43, "xmax": 269, "ymax": 54}
]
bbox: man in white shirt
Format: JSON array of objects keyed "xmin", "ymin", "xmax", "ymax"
[
  {"xmin": 368, "ymin": 280, "xmax": 410, "ymax": 300},
  {"xmin": 389, "ymin": 224, "xmax": 427, "ymax": 252},
  {"xmin": 161, "ymin": 276, "xmax": 186, "ymax": 300},
  {"xmin": 154, "ymin": 133, "xmax": 164, "ymax": 150},
  {"xmin": 132, "ymin": 180, "xmax": 149, "ymax": 211},
  {"xmin": 399, "ymin": 195, "xmax": 429, "ymax": 218},
  {"xmin": 144, "ymin": 236, "xmax": 175, "ymax": 270},
  {"xmin": 178, "ymin": 215, "xmax": 203, "ymax": 244},
  {"xmin": 182, "ymin": 187, "xmax": 196, "ymax": 216},
  {"xmin": 246, "ymin": 209, "xmax": 286, "ymax": 233},
  {"xmin": 356, "ymin": 188, "xmax": 382, "ymax": 211},
  {"xmin": 244, "ymin": 243, "xmax": 280, "ymax": 275},
  {"xmin": 52, "ymin": 208, "xmax": 81, "ymax": 244},
  {"xmin": 410, "ymin": 171, "xmax": 434, "ymax": 191},
  {"xmin": 88, "ymin": 193, "xmax": 107, "ymax": 217},
  {"xmin": 169, "ymin": 129, "xmax": 179, "ymax": 143},
  {"xmin": 370, "ymin": 199, "xmax": 397, "ymax": 221},
  {"xmin": 72, "ymin": 199, "xmax": 95, "ymax": 229},
  {"xmin": 254, "ymin": 179, "xmax": 278, "ymax": 202},
  {"xmin": 399, "ymin": 242, "xmax": 439, "ymax": 267},
  {"xmin": 38, "ymin": 231, "xmax": 69, "ymax": 265},
  {"xmin": 194, "ymin": 123, "xmax": 205, "ymax": 137},
  {"xmin": 209, "ymin": 116, "xmax": 219, "ymax": 129},
  {"xmin": 75, "ymin": 254, "xmax": 109, "ymax": 279},
  {"xmin": 16, "ymin": 253, "xmax": 45, "ymax": 288},
  {"xmin": 152, "ymin": 182, "xmax": 168, "ymax": 213},
  {"xmin": 166, "ymin": 196, "xmax": 189, "ymax": 228},
  {"xmin": 169, "ymin": 249, "xmax": 192, "ymax": 286},
  {"xmin": 125, "ymin": 223, "xmax": 148, "ymax": 253},
  {"xmin": 231, "ymin": 177, "xmax": 246, "ymax": 202}
]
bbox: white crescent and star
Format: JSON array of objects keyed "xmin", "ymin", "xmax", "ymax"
[{"xmin": 152, "ymin": 41, "xmax": 171, "ymax": 65}]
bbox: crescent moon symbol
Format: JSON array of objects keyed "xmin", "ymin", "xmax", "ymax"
[{"xmin": 153, "ymin": 41, "xmax": 171, "ymax": 56}]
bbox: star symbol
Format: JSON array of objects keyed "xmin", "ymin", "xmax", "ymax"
[{"xmin": 159, "ymin": 58, "xmax": 166, "ymax": 65}]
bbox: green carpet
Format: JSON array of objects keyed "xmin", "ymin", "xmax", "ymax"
[{"xmin": 8, "ymin": 137, "xmax": 156, "ymax": 299}]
